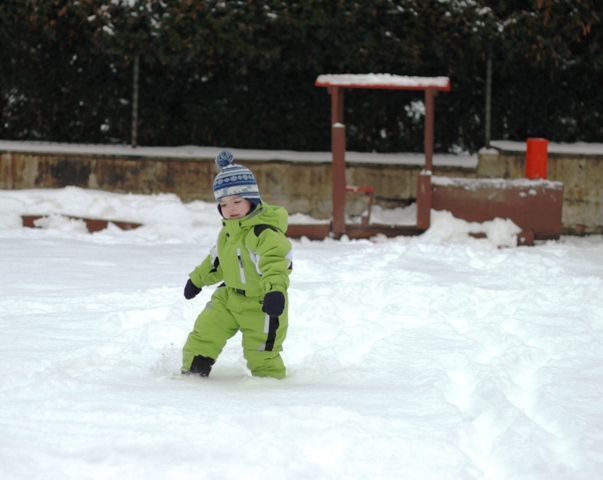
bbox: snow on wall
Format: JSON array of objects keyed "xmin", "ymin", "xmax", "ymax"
[
  {"xmin": 0, "ymin": 140, "xmax": 477, "ymax": 168},
  {"xmin": 432, "ymin": 176, "xmax": 564, "ymax": 190},
  {"xmin": 487, "ymin": 141, "xmax": 603, "ymax": 155}
]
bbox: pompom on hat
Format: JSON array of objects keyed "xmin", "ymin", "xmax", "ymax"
[{"xmin": 213, "ymin": 150, "xmax": 261, "ymax": 206}]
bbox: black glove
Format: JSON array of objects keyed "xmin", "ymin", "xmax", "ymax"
[
  {"xmin": 184, "ymin": 279, "xmax": 202, "ymax": 299},
  {"xmin": 262, "ymin": 291, "xmax": 285, "ymax": 317}
]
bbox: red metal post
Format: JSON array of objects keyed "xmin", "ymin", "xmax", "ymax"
[
  {"xmin": 525, "ymin": 138, "xmax": 549, "ymax": 179},
  {"xmin": 330, "ymin": 86, "xmax": 347, "ymax": 236}
]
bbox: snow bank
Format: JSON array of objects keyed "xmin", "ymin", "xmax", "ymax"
[{"xmin": 1, "ymin": 188, "xmax": 603, "ymax": 479}]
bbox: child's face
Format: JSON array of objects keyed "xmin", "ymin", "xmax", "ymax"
[{"xmin": 219, "ymin": 195, "xmax": 253, "ymax": 219}]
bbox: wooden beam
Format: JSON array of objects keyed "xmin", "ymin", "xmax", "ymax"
[{"xmin": 424, "ymin": 88, "xmax": 436, "ymax": 172}]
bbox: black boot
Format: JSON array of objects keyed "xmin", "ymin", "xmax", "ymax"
[{"xmin": 186, "ymin": 355, "xmax": 215, "ymax": 377}]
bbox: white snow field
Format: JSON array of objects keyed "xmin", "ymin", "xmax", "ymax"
[{"xmin": 1, "ymin": 187, "xmax": 602, "ymax": 479}]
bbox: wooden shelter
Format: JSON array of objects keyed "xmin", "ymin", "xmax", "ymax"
[{"xmin": 287, "ymin": 73, "xmax": 451, "ymax": 240}]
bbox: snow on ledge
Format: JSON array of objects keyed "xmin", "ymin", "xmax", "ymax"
[
  {"xmin": 432, "ymin": 176, "xmax": 564, "ymax": 190},
  {"xmin": 316, "ymin": 73, "xmax": 450, "ymax": 90},
  {"xmin": 487, "ymin": 141, "xmax": 603, "ymax": 155},
  {"xmin": 0, "ymin": 140, "xmax": 477, "ymax": 168}
]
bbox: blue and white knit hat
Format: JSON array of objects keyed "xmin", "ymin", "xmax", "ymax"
[{"xmin": 213, "ymin": 150, "xmax": 261, "ymax": 205}]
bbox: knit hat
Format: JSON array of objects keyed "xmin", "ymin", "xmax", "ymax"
[{"xmin": 213, "ymin": 150, "xmax": 261, "ymax": 206}]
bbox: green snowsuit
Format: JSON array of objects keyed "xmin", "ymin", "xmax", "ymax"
[{"xmin": 182, "ymin": 201, "xmax": 293, "ymax": 379}]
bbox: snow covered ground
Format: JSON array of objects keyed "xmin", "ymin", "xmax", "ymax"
[{"xmin": 1, "ymin": 187, "xmax": 603, "ymax": 479}]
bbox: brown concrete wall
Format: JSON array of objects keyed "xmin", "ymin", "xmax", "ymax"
[
  {"xmin": 0, "ymin": 150, "xmax": 473, "ymax": 219},
  {"xmin": 1, "ymin": 147, "xmax": 602, "ymax": 233},
  {"xmin": 0, "ymin": 151, "xmax": 217, "ymax": 201}
]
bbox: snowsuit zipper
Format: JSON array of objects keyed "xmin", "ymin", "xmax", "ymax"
[{"xmin": 237, "ymin": 248, "xmax": 247, "ymax": 285}]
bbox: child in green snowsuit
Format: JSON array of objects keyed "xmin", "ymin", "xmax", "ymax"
[{"xmin": 181, "ymin": 150, "xmax": 293, "ymax": 379}]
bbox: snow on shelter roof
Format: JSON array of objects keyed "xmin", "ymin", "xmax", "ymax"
[{"xmin": 315, "ymin": 74, "xmax": 451, "ymax": 91}]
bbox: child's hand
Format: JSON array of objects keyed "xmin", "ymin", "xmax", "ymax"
[
  {"xmin": 262, "ymin": 291, "xmax": 285, "ymax": 317},
  {"xmin": 184, "ymin": 279, "xmax": 202, "ymax": 299}
]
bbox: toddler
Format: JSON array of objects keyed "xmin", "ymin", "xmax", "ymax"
[{"xmin": 181, "ymin": 150, "xmax": 293, "ymax": 379}]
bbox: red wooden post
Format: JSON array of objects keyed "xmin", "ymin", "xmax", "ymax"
[
  {"xmin": 416, "ymin": 173, "xmax": 432, "ymax": 230},
  {"xmin": 330, "ymin": 86, "xmax": 344, "ymax": 124},
  {"xmin": 416, "ymin": 88, "xmax": 436, "ymax": 229},
  {"xmin": 329, "ymin": 86, "xmax": 347, "ymax": 236},
  {"xmin": 424, "ymin": 88, "xmax": 436, "ymax": 172}
]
